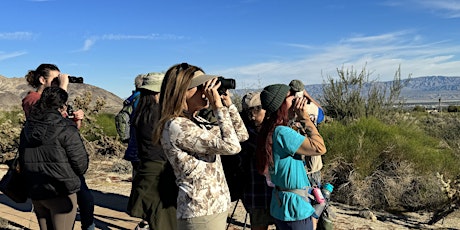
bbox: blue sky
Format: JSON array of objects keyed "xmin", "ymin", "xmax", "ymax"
[{"xmin": 1, "ymin": 0, "xmax": 459, "ymax": 98}]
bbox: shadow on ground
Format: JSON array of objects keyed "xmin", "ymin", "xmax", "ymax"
[{"xmin": 1, "ymin": 189, "xmax": 138, "ymax": 230}]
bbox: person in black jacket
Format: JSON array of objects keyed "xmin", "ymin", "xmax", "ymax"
[
  {"xmin": 19, "ymin": 87, "xmax": 89, "ymax": 230},
  {"xmin": 22, "ymin": 63, "xmax": 94, "ymax": 229}
]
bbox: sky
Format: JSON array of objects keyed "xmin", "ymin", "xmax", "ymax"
[{"xmin": 1, "ymin": 0, "xmax": 460, "ymax": 98}]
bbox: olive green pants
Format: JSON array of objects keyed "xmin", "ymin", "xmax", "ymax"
[{"xmin": 178, "ymin": 210, "xmax": 228, "ymax": 230}]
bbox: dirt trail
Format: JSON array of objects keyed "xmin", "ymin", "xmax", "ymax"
[{"xmin": 1, "ymin": 162, "xmax": 460, "ymax": 230}]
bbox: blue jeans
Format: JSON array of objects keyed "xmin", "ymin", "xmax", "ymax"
[
  {"xmin": 274, "ymin": 217, "xmax": 313, "ymax": 230},
  {"xmin": 77, "ymin": 175, "xmax": 95, "ymax": 229}
]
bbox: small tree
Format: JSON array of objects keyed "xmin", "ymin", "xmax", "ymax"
[
  {"xmin": 447, "ymin": 105, "xmax": 459, "ymax": 113},
  {"xmin": 413, "ymin": 105, "xmax": 426, "ymax": 112},
  {"xmin": 322, "ymin": 64, "xmax": 410, "ymax": 123}
]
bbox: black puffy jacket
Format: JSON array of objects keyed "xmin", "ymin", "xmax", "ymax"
[{"xmin": 19, "ymin": 110, "xmax": 89, "ymax": 200}]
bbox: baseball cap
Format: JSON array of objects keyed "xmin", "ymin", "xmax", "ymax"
[{"xmin": 242, "ymin": 92, "xmax": 262, "ymax": 110}]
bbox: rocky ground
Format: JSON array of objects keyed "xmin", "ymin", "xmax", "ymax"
[{"xmin": 1, "ymin": 160, "xmax": 460, "ymax": 230}]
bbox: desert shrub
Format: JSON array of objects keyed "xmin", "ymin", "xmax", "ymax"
[
  {"xmin": 320, "ymin": 116, "xmax": 459, "ymax": 210},
  {"xmin": 321, "ymin": 65, "xmax": 409, "ymax": 123},
  {"xmin": 447, "ymin": 105, "xmax": 459, "ymax": 112},
  {"xmin": 81, "ymin": 113, "xmax": 118, "ymax": 139},
  {"xmin": 72, "ymin": 92, "xmax": 126, "ymax": 158},
  {"xmin": 84, "ymin": 135, "xmax": 125, "ymax": 158},
  {"xmin": 0, "ymin": 110, "xmax": 24, "ymax": 162},
  {"xmin": 418, "ymin": 112, "xmax": 460, "ymax": 156},
  {"xmin": 413, "ymin": 105, "xmax": 426, "ymax": 112}
]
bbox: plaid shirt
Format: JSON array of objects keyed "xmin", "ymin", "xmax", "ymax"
[{"xmin": 241, "ymin": 127, "xmax": 273, "ymax": 209}]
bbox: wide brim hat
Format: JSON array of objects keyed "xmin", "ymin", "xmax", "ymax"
[
  {"xmin": 139, "ymin": 72, "xmax": 164, "ymax": 92},
  {"xmin": 188, "ymin": 71, "xmax": 220, "ymax": 89}
]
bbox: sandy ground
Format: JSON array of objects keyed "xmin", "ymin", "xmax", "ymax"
[
  {"xmin": 86, "ymin": 162, "xmax": 460, "ymax": 230},
  {"xmin": 1, "ymin": 161, "xmax": 460, "ymax": 230}
]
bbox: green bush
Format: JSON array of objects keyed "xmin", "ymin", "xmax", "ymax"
[
  {"xmin": 413, "ymin": 105, "xmax": 426, "ymax": 112},
  {"xmin": 93, "ymin": 113, "xmax": 117, "ymax": 137},
  {"xmin": 80, "ymin": 113, "xmax": 118, "ymax": 141},
  {"xmin": 0, "ymin": 110, "xmax": 24, "ymax": 161},
  {"xmin": 321, "ymin": 116, "xmax": 459, "ymax": 178},
  {"xmin": 319, "ymin": 115, "xmax": 459, "ymax": 210},
  {"xmin": 447, "ymin": 105, "xmax": 459, "ymax": 112}
]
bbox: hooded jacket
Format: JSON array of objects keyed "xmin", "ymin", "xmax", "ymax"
[{"xmin": 19, "ymin": 109, "xmax": 89, "ymax": 200}]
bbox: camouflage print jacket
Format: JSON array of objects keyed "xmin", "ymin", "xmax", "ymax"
[{"xmin": 161, "ymin": 104, "xmax": 249, "ymax": 219}]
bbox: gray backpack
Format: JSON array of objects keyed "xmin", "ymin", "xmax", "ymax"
[
  {"xmin": 115, "ymin": 92, "xmax": 139, "ymax": 142},
  {"xmin": 115, "ymin": 99, "xmax": 133, "ymax": 143}
]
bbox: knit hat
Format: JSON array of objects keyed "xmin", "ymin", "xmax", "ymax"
[
  {"xmin": 242, "ymin": 92, "xmax": 261, "ymax": 110},
  {"xmin": 260, "ymin": 84, "xmax": 290, "ymax": 115},
  {"xmin": 139, "ymin": 72, "xmax": 164, "ymax": 92}
]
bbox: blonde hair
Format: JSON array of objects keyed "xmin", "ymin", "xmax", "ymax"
[{"xmin": 152, "ymin": 63, "xmax": 204, "ymax": 144}]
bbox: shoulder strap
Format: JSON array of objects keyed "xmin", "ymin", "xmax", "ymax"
[{"xmin": 274, "ymin": 186, "xmax": 314, "ymax": 205}]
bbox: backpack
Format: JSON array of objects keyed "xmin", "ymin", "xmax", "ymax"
[{"xmin": 115, "ymin": 91, "xmax": 139, "ymax": 143}]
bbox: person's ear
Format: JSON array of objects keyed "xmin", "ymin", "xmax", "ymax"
[{"xmin": 39, "ymin": 76, "xmax": 46, "ymax": 85}]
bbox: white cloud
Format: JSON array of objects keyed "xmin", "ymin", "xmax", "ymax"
[
  {"xmin": 0, "ymin": 32, "xmax": 34, "ymax": 40},
  {"xmin": 219, "ymin": 31, "xmax": 460, "ymax": 89},
  {"xmin": 79, "ymin": 33, "xmax": 185, "ymax": 52},
  {"xmin": 418, "ymin": 0, "xmax": 460, "ymax": 18},
  {"xmin": 0, "ymin": 51, "xmax": 27, "ymax": 61},
  {"xmin": 342, "ymin": 31, "xmax": 413, "ymax": 44},
  {"xmin": 385, "ymin": 0, "xmax": 460, "ymax": 18},
  {"xmin": 82, "ymin": 38, "xmax": 96, "ymax": 51}
]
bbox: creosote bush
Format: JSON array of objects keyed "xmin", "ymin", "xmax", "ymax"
[
  {"xmin": 0, "ymin": 111, "xmax": 24, "ymax": 162},
  {"xmin": 322, "ymin": 65, "xmax": 409, "ymax": 123},
  {"xmin": 318, "ymin": 64, "xmax": 460, "ymax": 212},
  {"xmin": 0, "ymin": 91, "xmax": 126, "ymax": 162},
  {"xmin": 320, "ymin": 114, "xmax": 460, "ymax": 211}
]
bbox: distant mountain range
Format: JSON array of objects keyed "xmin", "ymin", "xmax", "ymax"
[
  {"xmin": 302, "ymin": 76, "xmax": 460, "ymax": 105},
  {"xmin": 1, "ymin": 75, "xmax": 459, "ymax": 113}
]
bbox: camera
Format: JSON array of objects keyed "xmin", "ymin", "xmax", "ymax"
[
  {"xmin": 68, "ymin": 76, "xmax": 84, "ymax": 83},
  {"xmin": 217, "ymin": 77, "xmax": 236, "ymax": 95},
  {"xmin": 66, "ymin": 104, "xmax": 75, "ymax": 119}
]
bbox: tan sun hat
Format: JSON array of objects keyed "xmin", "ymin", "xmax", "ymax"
[
  {"xmin": 188, "ymin": 71, "xmax": 220, "ymax": 89},
  {"xmin": 139, "ymin": 72, "xmax": 164, "ymax": 92},
  {"xmin": 242, "ymin": 92, "xmax": 262, "ymax": 110}
]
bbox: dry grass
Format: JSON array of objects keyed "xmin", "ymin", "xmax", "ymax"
[{"xmin": 324, "ymin": 157, "xmax": 448, "ymax": 212}]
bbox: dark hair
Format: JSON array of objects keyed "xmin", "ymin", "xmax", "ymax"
[
  {"xmin": 132, "ymin": 89, "xmax": 160, "ymax": 128},
  {"xmin": 255, "ymin": 100, "xmax": 289, "ymax": 175},
  {"xmin": 32, "ymin": 87, "xmax": 68, "ymax": 115},
  {"xmin": 25, "ymin": 64, "xmax": 60, "ymax": 88}
]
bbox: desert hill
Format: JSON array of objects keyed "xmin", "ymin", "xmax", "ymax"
[
  {"xmin": 0, "ymin": 75, "xmax": 123, "ymax": 113},
  {"xmin": 1, "ymin": 75, "xmax": 459, "ymax": 114}
]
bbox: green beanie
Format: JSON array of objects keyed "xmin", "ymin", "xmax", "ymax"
[{"xmin": 261, "ymin": 84, "xmax": 290, "ymax": 115}]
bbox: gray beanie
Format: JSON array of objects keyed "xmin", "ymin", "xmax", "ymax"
[{"xmin": 261, "ymin": 84, "xmax": 290, "ymax": 115}]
